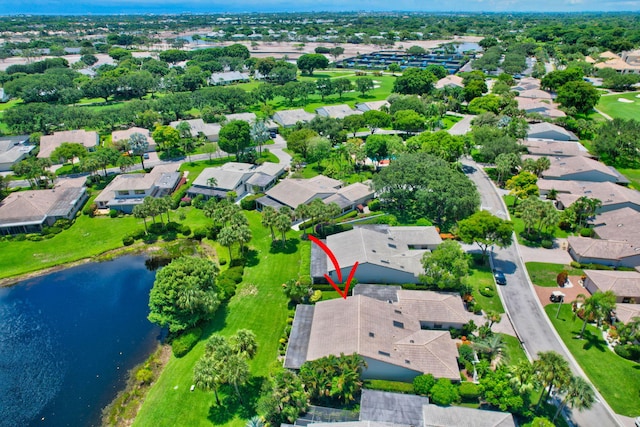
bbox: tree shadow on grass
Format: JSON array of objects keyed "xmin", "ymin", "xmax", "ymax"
[
  {"xmin": 206, "ymin": 376, "xmax": 266, "ymax": 424},
  {"xmin": 269, "ymin": 238, "xmax": 300, "ymax": 254},
  {"xmin": 571, "ymin": 328, "xmax": 608, "ymax": 352},
  {"xmin": 243, "ymin": 249, "xmax": 260, "ymax": 267}
]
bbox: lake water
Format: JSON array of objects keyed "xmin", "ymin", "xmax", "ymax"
[{"xmin": 0, "ymin": 256, "xmax": 161, "ymax": 427}]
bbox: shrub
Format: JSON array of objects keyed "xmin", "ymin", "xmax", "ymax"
[
  {"xmin": 570, "ymin": 261, "xmax": 582, "ymax": 269},
  {"xmin": 171, "ymin": 327, "xmax": 202, "ymax": 357},
  {"xmin": 614, "ymin": 344, "xmax": 640, "ymax": 362},
  {"xmin": 368, "ymin": 199, "xmax": 381, "ymax": 211},
  {"xmin": 83, "ymin": 203, "xmax": 97, "ymax": 217},
  {"xmin": 165, "ymin": 221, "xmax": 181, "ymax": 231},
  {"xmin": 221, "ymin": 266, "xmax": 244, "ymax": 284},
  {"xmin": 219, "ymin": 258, "xmax": 228, "ymax": 266},
  {"xmin": 430, "ymin": 378, "xmax": 459, "ymax": 406},
  {"xmin": 148, "ymin": 223, "xmax": 165, "ymax": 234},
  {"xmin": 364, "ymin": 379, "xmax": 414, "ymax": 394},
  {"xmin": 240, "ymin": 193, "xmax": 264, "ymax": 210},
  {"xmin": 171, "ymin": 185, "xmax": 189, "ymax": 209},
  {"xmin": 217, "ymin": 277, "xmax": 237, "ymax": 300},
  {"xmin": 122, "ymin": 235, "xmax": 135, "ymax": 246},
  {"xmin": 192, "ymin": 227, "xmax": 207, "ymax": 241},
  {"xmin": 42, "ymin": 226, "xmax": 62, "ymax": 235},
  {"xmin": 206, "ymin": 224, "xmax": 222, "ymax": 240},
  {"xmin": 27, "ymin": 233, "xmax": 44, "ymax": 241},
  {"xmin": 580, "ymin": 227, "xmax": 594, "ymax": 237},
  {"xmin": 109, "ymin": 209, "xmax": 119, "ymax": 218},
  {"xmin": 413, "ymin": 374, "xmax": 436, "ymax": 395},
  {"xmin": 415, "ymin": 218, "xmax": 433, "ymax": 226},
  {"xmin": 309, "ymin": 290, "xmax": 323, "ymax": 303},
  {"xmin": 557, "ymin": 270, "xmax": 568, "ymax": 287},
  {"xmin": 131, "ymin": 229, "xmax": 146, "ymax": 240},
  {"xmin": 298, "ymin": 275, "xmax": 312, "ymax": 287},
  {"xmin": 458, "ymin": 343, "xmax": 475, "ymax": 365},
  {"xmin": 458, "ymin": 382, "xmax": 481, "ymax": 402},
  {"xmin": 136, "ymin": 368, "xmax": 154, "ymax": 385},
  {"xmin": 180, "ymin": 225, "xmax": 191, "ymax": 236},
  {"xmin": 54, "ymin": 219, "xmax": 72, "ymax": 229},
  {"xmin": 479, "ymin": 287, "xmax": 495, "ymax": 297},
  {"xmin": 541, "ymin": 239, "xmax": 553, "ymax": 249}
]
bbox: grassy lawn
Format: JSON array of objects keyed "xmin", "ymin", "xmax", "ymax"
[
  {"xmin": 617, "ymin": 167, "xmax": 640, "ymax": 190},
  {"xmin": 545, "ymin": 304, "xmax": 640, "ymax": 416},
  {"xmin": 525, "ymin": 262, "xmax": 583, "ymax": 287},
  {"xmin": 501, "ymin": 333, "xmax": 527, "ymax": 365},
  {"xmin": 133, "ymin": 211, "xmax": 306, "ymax": 427},
  {"xmin": 469, "ymin": 257, "xmax": 505, "ymax": 314},
  {"xmin": 597, "ymin": 91, "xmax": 640, "ymax": 120},
  {"xmin": 0, "ymin": 214, "xmax": 143, "ymax": 280}
]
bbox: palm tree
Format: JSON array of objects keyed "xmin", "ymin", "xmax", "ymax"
[
  {"xmin": 552, "ymin": 375, "xmax": 595, "ymax": 422},
  {"xmin": 193, "ymin": 355, "xmax": 223, "ymax": 405},
  {"xmin": 218, "ymin": 226, "xmax": 237, "ymax": 260},
  {"xmin": 245, "ymin": 416, "xmax": 264, "ymax": 427},
  {"xmin": 236, "ymin": 225, "xmax": 252, "ymax": 254},
  {"xmin": 509, "ymin": 360, "xmax": 535, "ymax": 394},
  {"xmin": 534, "ymin": 351, "xmax": 571, "ymax": 409},
  {"xmin": 225, "ymin": 352, "xmax": 250, "ymax": 404},
  {"xmin": 574, "ymin": 291, "xmax": 617, "ymax": 339},
  {"xmin": 233, "ymin": 329, "xmax": 258, "ymax": 359},
  {"xmin": 261, "ymin": 206, "xmax": 278, "ymax": 241},
  {"xmin": 132, "ymin": 204, "xmax": 149, "ymax": 233},
  {"xmin": 294, "ymin": 203, "xmax": 311, "ymax": 237},
  {"xmin": 275, "ymin": 213, "xmax": 292, "ymax": 245},
  {"xmin": 473, "ymin": 334, "xmax": 508, "ymax": 366}
]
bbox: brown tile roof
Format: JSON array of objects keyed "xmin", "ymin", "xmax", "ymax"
[
  {"xmin": 568, "ymin": 236, "xmax": 640, "ymax": 261},
  {"xmin": 584, "ymin": 269, "xmax": 640, "ymax": 297},
  {"xmin": 538, "ymin": 180, "xmax": 640, "ymax": 211},
  {"xmin": 523, "ymin": 140, "xmax": 588, "ymax": 157},
  {"xmin": 593, "ymin": 208, "xmax": 640, "ymax": 242},
  {"xmin": 535, "ymin": 155, "xmax": 621, "ymax": 182},
  {"xmin": 305, "ymin": 295, "xmax": 460, "ymax": 380},
  {"xmin": 112, "ymin": 127, "xmax": 156, "ymax": 148},
  {"xmin": 38, "ymin": 130, "xmax": 99, "ymax": 158},
  {"xmin": 613, "ymin": 304, "xmax": 640, "ymax": 324},
  {"xmin": 397, "ymin": 290, "xmax": 470, "ymax": 325}
]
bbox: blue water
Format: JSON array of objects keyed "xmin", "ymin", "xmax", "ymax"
[{"xmin": 0, "ymin": 256, "xmax": 161, "ymax": 427}]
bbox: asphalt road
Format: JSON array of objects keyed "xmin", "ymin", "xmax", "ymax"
[{"xmin": 462, "ymin": 159, "xmax": 623, "ymax": 427}]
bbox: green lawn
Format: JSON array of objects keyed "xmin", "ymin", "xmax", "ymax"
[
  {"xmin": 0, "ymin": 214, "xmax": 142, "ymax": 280},
  {"xmin": 133, "ymin": 211, "xmax": 307, "ymax": 427},
  {"xmin": 501, "ymin": 333, "xmax": 528, "ymax": 365},
  {"xmin": 617, "ymin": 167, "xmax": 640, "ymax": 190},
  {"xmin": 545, "ymin": 304, "xmax": 640, "ymax": 416},
  {"xmin": 468, "ymin": 258, "xmax": 505, "ymax": 314},
  {"xmin": 525, "ymin": 262, "xmax": 583, "ymax": 287},
  {"xmin": 597, "ymin": 91, "xmax": 640, "ymax": 120}
]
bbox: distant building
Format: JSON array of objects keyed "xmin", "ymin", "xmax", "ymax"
[
  {"xmin": 38, "ymin": 130, "xmax": 100, "ymax": 160},
  {"xmin": 169, "ymin": 119, "xmax": 221, "ymax": 142},
  {"xmin": 272, "ymin": 109, "xmax": 316, "ymax": 128},
  {"xmin": 538, "ymin": 179, "xmax": 640, "ymax": 213},
  {"xmin": 527, "ymin": 122, "xmax": 579, "ymax": 141},
  {"xmin": 0, "ymin": 135, "xmax": 34, "ymax": 172},
  {"xmin": 315, "ymin": 104, "xmax": 362, "ymax": 119},
  {"xmin": 435, "ymin": 74, "xmax": 464, "ymax": 89},
  {"xmin": 355, "ymin": 100, "xmax": 390, "ymax": 112},
  {"xmin": 208, "ymin": 71, "xmax": 250, "ymax": 85},
  {"xmin": 112, "ymin": 127, "xmax": 156, "ymax": 152},
  {"xmin": 0, "ymin": 87, "xmax": 9, "ymax": 103}
]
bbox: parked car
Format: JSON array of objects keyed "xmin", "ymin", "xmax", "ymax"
[
  {"xmin": 494, "ymin": 270, "xmax": 507, "ymax": 286},
  {"xmin": 143, "ymin": 153, "xmax": 149, "ymax": 159},
  {"xmin": 550, "ymin": 291, "xmax": 565, "ymax": 303}
]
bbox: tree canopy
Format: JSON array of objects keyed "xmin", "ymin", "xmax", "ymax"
[{"xmin": 456, "ymin": 210, "xmax": 514, "ymax": 259}]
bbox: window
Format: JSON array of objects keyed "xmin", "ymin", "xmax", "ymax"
[
  {"xmin": 378, "ymin": 350, "xmax": 390, "ymax": 357},
  {"xmin": 117, "ymin": 190, "xmax": 129, "ymax": 196},
  {"xmin": 393, "ymin": 320, "xmax": 404, "ymax": 329},
  {"xmin": 134, "ymin": 190, "xmax": 145, "ymax": 195},
  {"xmin": 434, "ymin": 323, "xmax": 443, "ymax": 329}
]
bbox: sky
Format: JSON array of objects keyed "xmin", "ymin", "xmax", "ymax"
[{"xmin": 0, "ymin": 0, "xmax": 639, "ymax": 14}]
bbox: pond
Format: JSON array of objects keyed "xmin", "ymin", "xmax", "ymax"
[{"xmin": 0, "ymin": 255, "xmax": 161, "ymax": 427}]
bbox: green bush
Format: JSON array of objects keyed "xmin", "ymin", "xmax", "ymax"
[
  {"xmin": 580, "ymin": 227, "xmax": 594, "ymax": 237},
  {"xmin": 413, "ymin": 374, "xmax": 436, "ymax": 396},
  {"xmin": 171, "ymin": 184, "xmax": 189, "ymax": 209},
  {"xmin": 27, "ymin": 233, "xmax": 44, "ymax": 241},
  {"xmin": 416, "ymin": 218, "xmax": 433, "ymax": 226},
  {"xmin": 299, "ymin": 275, "xmax": 312, "ymax": 286},
  {"xmin": 136, "ymin": 368, "xmax": 154, "ymax": 385},
  {"xmin": 219, "ymin": 258, "xmax": 228, "ymax": 266},
  {"xmin": 148, "ymin": 223, "xmax": 165, "ymax": 234},
  {"xmin": 309, "ymin": 290, "xmax": 323, "ymax": 303},
  {"xmin": 570, "ymin": 261, "xmax": 582, "ymax": 269},
  {"xmin": 180, "ymin": 225, "xmax": 191, "ymax": 236},
  {"xmin": 240, "ymin": 193, "xmax": 264, "ymax": 210},
  {"xmin": 42, "ymin": 226, "xmax": 62, "ymax": 235},
  {"xmin": 192, "ymin": 227, "xmax": 207, "ymax": 241},
  {"xmin": 109, "ymin": 209, "xmax": 119, "ymax": 218},
  {"xmin": 165, "ymin": 221, "xmax": 181, "ymax": 232},
  {"xmin": 83, "ymin": 203, "xmax": 97, "ymax": 217},
  {"xmin": 458, "ymin": 382, "xmax": 481, "ymax": 402},
  {"xmin": 541, "ymin": 239, "xmax": 553, "ymax": 249},
  {"xmin": 368, "ymin": 199, "xmax": 381, "ymax": 211},
  {"xmin": 614, "ymin": 344, "xmax": 640, "ymax": 362},
  {"xmin": 171, "ymin": 327, "xmax": 202, "ymax": 357},
  {"xmin": 221, "ymin": 266, "xmax": 244, "ymax": 284},
  {"xmin": 458, "ymin": 343, "xmax": 475, "ymax": 364},
  {"xmin": 479, "ymin": 287, "xmax": 495, "ymax": 297},
  {"xmin": 53, "ymin": 218, "xmax": 72, "ymax": 229},
  {"xmin": 364, "ymin": 379, "xmax": 414, "ymax": 394},
  {"xmin": 217, "ymin": 277, "xmax": 237, "ymax": 300},
  {"xmin": 206, "ymin": 224, "xmax": 222, "ymax": 240},
  {"xmin": 122, "ymin": 235, "xmax": 135, "ymax": 246},
  {"xmin": 131, "ymin": 229, "xmax": 146, "ymax": 240},
  {"xmin": 430, "ymin": 378, "xmax": 459, "ymax": 406}
]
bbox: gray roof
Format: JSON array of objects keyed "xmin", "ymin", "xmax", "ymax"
[
  {"xmin": 39, "ymin": 130, "xmax": 99, "ymax": 158},
  {"xmin": 272, "ymin": 109, "xmax": 316, "ymax": 127},
  {"xmin": 209, "ymin": 71, "xmax": 249, "ymax": 83},
  {"xmin": 523, "ymin": 140, "xmax": 588, "ymax": 157},
  {"xmin": 355, "ymin": 100, "xmax": 390, "ymax": 112},
  {"xmin": 0, "ymin": 144, "xmax": 34, "ymax": 166},
  {"xmin": 360, "ymin": 390, "xmax": 429, "ymax": 426},
  {"xmin": 0, "ymin": 135, "xmax": 29, "ymax": 150},
  {"xmin": 583, "ymin": 270, "xmax": 640, "ymax": 297},
  {"xmin": 537, "ymin": 179, "xmax": 640, "ymax": 211},
  {"xmin": 94, "ymin": 164, "xmax": 180, "ymax": 205},
  {"xmin": 265, "ymin": 176, "xmax": 342, "ymax": 209},
  {"xmin": 353, "ymin": 284, "xmax": 402, "ymax": 302},
  {"xmin": 422, "ymin": 404, "xmax": 516, "ymax": 427},
  {"xmin": 169, "ymin": 119, "xmax": 221, "ymax": 138},
  {"xmin": 568, "ymin": 236, "xmax": 640, "ymax": 262},
  {"xmin": 397, "ymin": 290, "xmax": 470, "ymax": 325},
  {"xmin": 284, "ymin": 305, "xmax": 315, "ymax": 369},
  {"xmin": 593, "ymin": 207, "xmax": 640, "ymax": 242},
  {"xmin": 316, "ymin": 104, "xmax": 363, "ymax": 119},
  {"xmin": 191, "ymin": 162, "xmax": 283, "ymax": 192},
  {"xmin": 527, "ymin": 122, "xmax": 579, "ymax": 141},
  {"xmin": 535, "ymin": 155, "xmax": 624, "ymax": 183}
]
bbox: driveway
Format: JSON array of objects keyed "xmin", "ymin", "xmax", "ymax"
[
  {"xmin": 517, "ymin": 240, "xmax": 573, "ymax": 264},
  {"xmin": 462, "ymin": 158, "xmax": 623, "ymax": 427},
  {"xmin": 447, "ymin": 114, "xmax": 474, "ymax": 135}
]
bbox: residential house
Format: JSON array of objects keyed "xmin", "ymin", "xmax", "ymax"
[
  {"xmin": 593, "ymin": 208, "xmax": 640, "ymax": 242},
  {"xmin": 94, "ymin": 164, "xmax": 181, "ymax": 213},
  {"xmin": 567, "ymin": 236, "xmax": 640, "ymax": 268},
  {"xmin": 359, "ymin": 390, "xmax": 430, "ymax": 426},
  {"xmin": 515, "ymin": 89, "xmax": 553, "ymax": 100},
  {"xmin": 538, "ymin": 179, "xmax": 640, "ymax": 213},
  {"xmin": 420, "ymin": 403, "xmax": 517, "ymax": 427},
  {"xmin": 38, "ymin": 130, "xmax": 100, "ymax": 160},
  {"xmin": 257, "ymin": 176, "xmax": 373, "ymax": 212},
  {"xmin": 208, "ymin": 71, "xmax": 250, "ymax": 85},
  {"xmin": 583, "ymin": 270, "xmax": 640, "ymax": 303},
  {"xmin": 593, "ymin": 51, "xmax": 640, "ymax": 75},
  {"xmin": 187, "ymin": 162, "xmax": 285, "ymax": 201},
  {"xmin": 112, "ymin": 127, "xmax": 156, "ymax": 152},
  {"xmin": 312, "ymin": 226, "xmax": 442, "ymax": 284},
  {"xmin": 284, "ymin": 294, "xmax": 460, "ymax": 382},
  {"xmin": 526, "ymin": 123, "xmax": 579, "ymax": 141},
  {"xmin": 355, "ymin": 100, "xmax": 390, "ymax": 112},
  {"xmin": 272, "ymin": 109, "xmax": 316, "ymax": 128},
  {"xmin": 0, "ymin": 177, "xmax": 88, "ymax": 235},
  {"xmin": 316, "ymin": 104, "xmax": 363, "ymax": 119},
  {"xmin": 512, "ymin": 77, "xmax": 541, "ymax": 92},
  {"xmin": 515, "ymin": 97, "xmax": 565, "ymax": 118},
  {"xmin": 613, "ymin": 304, "xmax": 640, "ymax": 324},
  {"xmin": 0, "ymin": 135, "xmax": 34, "ymax": 172},
  {"xmin": 224, "ymin": 112, "xmax": 278, "ymax": 130},
  {"xmin": 396, "ymin": 290, "xmax": 469, "ymax": 330},
  {"xmin": 523, "ymin": 140, "xmax": 589, "ymax": 158},
  {"xmin": 530, "ymin": 155, "xmax": 627, "ymax": 183},
  {"xmin": 169, "ymin": 118, "xmax": 221, "ymax": 142},
  {"xmin": 435, "ymin": 74, "xmax": 464, "ymax": 90}
]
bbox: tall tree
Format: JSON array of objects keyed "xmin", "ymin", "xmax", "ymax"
[
  {"xmin": 552, "ymin": 375, "xmax": 595, "ymax": 422},
  {"xmin": 261, "ymin": 206, "xmax": 278, "ymax": 241},
  {"xmin": 420, "ymin": 240, "xmax": 470, "ymax": 291},
  {"xmin": 297, "ymin": 53, "xmax": 329, "ymax": 75},
  {"xmin": 275, "ymin": 213, "xmax": 292, "ymax": 245},
  {"xmin": 456, "ymin": 210, "xmax": 514, "ymax": 260},
  {"xmin": 128, "ymin": 132, "xmax": 149, "ymax": 169},
  {"xmin": 50, "ymin": 142, "xmax": 87, "ymax": 166},
  {"xmin": 506, "ymin": 171, "xmax": 538, "ymax": 207},
  {"xmin": 556, "ymin": 81, "xmax": 600, "ymax": 114},
  {"xmin": 534, "ymin": 351, "xmax": 571, "ymax": 408},
  {"xmin": 219, "ymin": 120, "xmax": 251, "ymax": 160},
  {"xmin": 574, "ymin": 291, "xmax": 617, "ymax": 339}
]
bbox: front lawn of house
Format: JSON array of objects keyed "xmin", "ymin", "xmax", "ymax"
[
  {"xmin": 526, "ymin": 262, "xmax": 584, "ymax": 287},
  {"xmin": 545, "ymin": 304, "xmax": 640, "ymax": 416}
]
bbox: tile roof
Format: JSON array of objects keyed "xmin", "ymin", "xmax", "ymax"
[
  {"xmin": 94, "ymin": 164, "xmax": 180, "ymax": 205},
  {"xmin": 613, "ymin": 304, "xmax": 640, "ymax": 324},
  {"xmin": 316, "ymin": 104, "xmax": 363, "ymax": 119},
  {"xmin": 568, "ymin": 236, "xmax": 640, "ymax": 262},
  {"xmin": 360, "ymin": 390, "xmax": 430, "ymax": 426},
  {"xmin": 538, "ymin": 179, "xmax": 640, "ymax": 211},
  {"xmin": 435, "ymin": 74, "xmax": 464, "ymax": 89},
  {"xmin": 527, "ymin": 123, "xmax": 578, "ymax": 141},
  {"xmin": 265, "ymin": 176, "xmax": 342, "ymax": 208},
  {"xmin": 523, "ymin": 140, "xmax": 588, "ymax": 157},
  {"xmin": 38, "ymin": 130, "xmax": 99, "ymax": 158},
  {"xmin": 111, "ymin": 127, "xmax": 156, "ymax": 148},
  {"xmin": 272, "ymin": 109, "xmax": 316, "ymax": 127},
  {"xmin": 593, "ymin": 207, "xmax": 640, "ymax": 242},
  {"xmin": 355, "ymin": 100, "xmax": 390, "ymax": 112},
  {"xmin": 534, "ymin": 155, "xmax": 623, "ymax": 182},
  {"xmin": 516, "ymin": 89, "xmax": 553, "ymax": 100},
  {"xmin": 397, "ymin": 290, "xmax": 470, "ymax": 325},
  {"xmin": 169, "ymin": 119, "xmax": 221, "ymax": 138},
  {"xmin": 422, "ymin": 404, "xmax": 517, "ymax": 427},
  {"xmin": 584, "ymin": 269, "xmax": 640, "ymax": 297},
  {"xmin": 304, "ymin": 295, "xmax": 460, "ymax": 380}
]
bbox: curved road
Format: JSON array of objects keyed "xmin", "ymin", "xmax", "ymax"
[{"xmin": 462, "ymin": 159, "xmax": 623, "ymax": 427}]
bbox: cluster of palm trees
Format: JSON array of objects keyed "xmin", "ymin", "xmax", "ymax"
[
  {"xmin": 298, "ymin": 353, "xmax": 366, "ymax": 406},
  {"xmin": 193, "ymin": 330, "xmax": 257, "ymax": 405},
  {"xmin": 261, "ymin": 206, "xmax": 293, "ymax": 246},
  {"xmin": 293, "ymin": 199, "xmax": 342, "ymax": 237},
  {"xmin": 203, "ymin": 198, "xmax": 252, "ymax": 259},
  {"xmin": 131, "ymin": 195, "xmax": 174, "ymax": 232},
  {"xmin": 573, "ymin": 290, "xmax": 617, "ymax": 339}
]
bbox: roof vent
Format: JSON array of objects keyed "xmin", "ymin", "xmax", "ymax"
[
  {"xmin": 409, "ymin": 339, "xmax": 414, "ymax": 343},
  {"xmin": 369, "ymin": 332, "xmax": 375, "ymax": 337},
  {"xmin": 381, "ymin": 259, "xmax": 390, "ymax": 264}
]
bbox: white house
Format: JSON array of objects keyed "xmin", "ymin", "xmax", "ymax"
[
  {"xmin": 169, "ymin": 119, "xmax": 221, "ymax": 142},
  {"xmin": 567, "ymin": 236, "xmax": 640, "ymax": 268},
  {"xmin": 0, "ymin": 135, "xmax": 34, "ymax": 172},
  {"xmin": 527, "ymin": 122, "xmax": 579, "ymax": 141},
  {"xmin": 272, "ymin": 109, "xmax": 316, "ymax": 128},
  {"xmin": 315, "ymin": 104, "xmax": 362, "ymax": 119}
]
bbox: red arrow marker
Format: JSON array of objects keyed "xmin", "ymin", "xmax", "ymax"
[{"xmin": 309, "ymin": 235, "xmax": 359, "ymax": 299}]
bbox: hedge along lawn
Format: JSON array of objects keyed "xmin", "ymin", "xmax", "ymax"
[
  {"xmin": 597, "ymin": 91, "xmax": 640, "ymax": 120},
  {"xmin": 133, "ymin": 211, "xmax": 305, "ymax": 427},
  {"xmin": 0, "ymin": 214, "xmax": 143, "ymax": 280},
  {"xmin": 545, "ymin": 304, "xmax": 640, "ymax": 416},
  {"xmin": 525, "ymin": 262, "xmax": 583, "ymax": 287}
]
